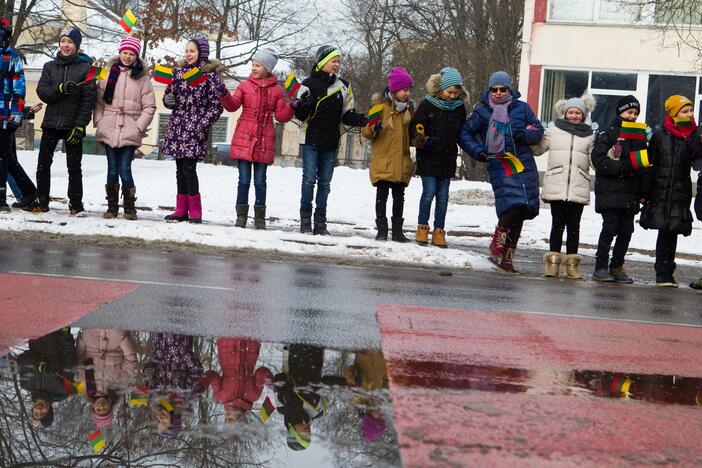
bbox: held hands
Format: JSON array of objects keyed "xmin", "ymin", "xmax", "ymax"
[
  {"xmin": 58, "ymin": 81, "xmax": 78, "ymax": 95},
  {"xmin": 164, "ymin": 92, "xmax": 176, "ymax": 108},
  {"xmin": 216, "ymin": 82, "xmax": 228, "ymax": 99},
  {"xmin": 7, "ymin": 114, "xmax": 23, "ymax": 132},
  {"xmin": 415, "ymin": 134, "xmax": 434, "ymax": 149},
  {"xmin": 66, "ymin": 126, "xmax": 85, "ymax": 145}
]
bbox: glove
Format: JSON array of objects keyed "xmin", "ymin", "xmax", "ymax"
[
  {"xmin": 424, "ymin": 137, "xmax": 434, "ymax": 149},
  {"xmin": 164, "ymin": 93, "xmax": 176, "ymax": 108},
  {"xmin": 66, "ymin": 126, "xmax": 85, "ymax": 145},
  {"xmin": 373, "ymin": 121, "xmax": 382, "ymax": 133},
  {"xmin": 58, "ymin": 81, "xmax": 78, "ymax": 95},
  {"xmin": 6, "ymin": 114, "xmax": 22, "ymax": 132},
  {"xmin": 610, "ymin": 142, "xmax": 623, "ymax": 159},
  {"xmin": 289, "ymin": 99, "xmax": 301, "ymax": 110},
  {"xmin": 477, "ymin": 152, "xmax": 488, "ymax": 162},
  {"xmin": 216, "ymin": 82, "xmax": 228, "ymax": 99}
]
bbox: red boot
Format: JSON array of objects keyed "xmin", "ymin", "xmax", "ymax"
[
  {"xmin": 188, "ymin": 194, "xmax": 202, "ymax": 224},
  {"xmin": 500, "ymin": 243, "xmax": 518, "ymax": 273},
  {"xmin": 165, "ymin": 194, "xmax": 188, "ymax": 222},
  {"xmin": 489, "ymin": 226, "xmax": 509, "ymax": 265}
]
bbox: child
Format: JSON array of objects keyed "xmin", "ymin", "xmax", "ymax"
[
  {"xmin": 640, "ymin": 96, "xmax": 697, "ymax": 287},
  {"xmin": 162, "ymin": 36, "xmax": 224, "ymax": 224},
  {"xmin": 591, "ymin": 95, "xmax": 648, "ymax": 283},
  {"xmin": 94, "ymin": 36, "xmax": 156, "ymax": 220},
  {"xmin": 220, "ymin": 48, "xmax": 296, "ymax": 230},
  {"xmin": 459, "ymin": 71, "xmax": 544, "ymax": 271},
  {"xmin": 410, "ymin": 67, "xmax": 467, "ymax": 248},
  {"xmin": 361, "ymin": 67, "xmax": 414, "ymax": 242},
  {"xmin": 531, "ymin": 95, "xmax": 596, "ymax": 279}
]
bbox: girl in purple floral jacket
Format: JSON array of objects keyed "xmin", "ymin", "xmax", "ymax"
[{"xmin": 162, "ymin": 36, "xmax": 224, "ymax": 224}]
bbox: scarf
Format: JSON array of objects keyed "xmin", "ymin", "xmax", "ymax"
[
  {"xmin": 103, "ymin": 61, "xmax": 134, "ymax": 105},
  {"xmin": 663, "ymin": 114, "xmax": 696, "ymax": 139},
  {"xmin": 486, "ymin": 93, "xmax": 512, "ymax": 154},
  {"xmin": 554, "ymin": 118, "xmax": 593, "ymax": 138},
  {"xmin": 425, "ymin": 94, "xmax": 464, "ymax": 111}
]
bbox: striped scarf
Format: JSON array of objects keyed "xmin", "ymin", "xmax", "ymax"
[{"xmin": 486, "ymin": 93, "xmax": 512, "ymax": 154}]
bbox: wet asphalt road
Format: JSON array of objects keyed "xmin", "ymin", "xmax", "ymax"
[{"xmin": 2, "ymin": 236, "xmax": 701, "ymax": 351}]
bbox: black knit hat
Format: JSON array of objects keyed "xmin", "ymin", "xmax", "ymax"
[
  {"xmin": 60, "ymin": 26, "xmax": 82, "ymax": 50},
  {"xmin": 616, "ymin": 95, "xmax": 640, "ymax": 115},
  {"xmin": 314, "ymin": 45, "xmax": 341, "ymax": 70}
]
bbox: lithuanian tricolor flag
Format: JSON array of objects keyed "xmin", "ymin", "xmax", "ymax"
[
  {"xmin": 619, "ymin": 121, "xmax": 647, "ymax": 140},
  {"xmin": 85, "ymin": 66, "xmax": 108, "ymax": 82},
  {"xmin": 153, "ymin": 64, "xmax": 173, "ymax": 85},
  {"xmin": 183, "ymin": 66, "xmax": 206, "ymax": 86},
  {"xmin": 367, "ymin": 103, "xmax": 384, "ymax": 127},
  {"xmin": 284, "ymin": 72, "xmax": 300, "ymax": 99},
  {"xmin": 259, "ymin": 396, "xmax": 276, "ymax": 422},
  {"xmin": 88, "ymin": 430, "xmax": 106, "ymax": 453},
  {"xmin": 128, "ymin": 386, "xmax": 150, "ymax": 407},
  {"xmin": 497, "ymin": 152, "xmax": 524, "ymax": 176},
  {"xmin": 610, "ymin": 375, "xmax": 633, "ymax": 395},
  {"xmin": 120, "ymin": 9, "xmax": 137, "ymax": 33},
  {"xmin": 629, "ymin": 149, "xmax": 651, "ymax": 171}
]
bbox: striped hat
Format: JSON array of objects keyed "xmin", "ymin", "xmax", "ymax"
[
  {"xmin": 191, "ymin": 37, "xmax": 210, "ymax": 62},
  {"xmin": 119, "ymin": 36, "xmax": 141, "ymax": 56},
  {"xmin": 439, "ymin": 67, "xmax": 463, "ymax": 90}
]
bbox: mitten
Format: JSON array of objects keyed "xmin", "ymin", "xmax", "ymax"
[{"xmin": 216, "ymin": 82, "xmax": 228, "ymax": 99}]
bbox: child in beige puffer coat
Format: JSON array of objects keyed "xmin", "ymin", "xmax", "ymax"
[{"xmin": 532, "ymin": 95, "xmax": 596, "ymax": 279}]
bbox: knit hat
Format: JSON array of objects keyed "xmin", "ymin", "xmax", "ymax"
[
  {"xmin": 119, "ymin": 36, "xmax": 141, "ymax": 56},
  {"xmin": 252, "ymin": 47, "xmax": 278, "ymax": 72},
  {"xmin": 92, "ymin": 408, "xmax": 114, "ymax": 428},
  {"xmin": 664, "ymin": 95, "xmax": 693, "ymax": 117},
  {"xmin": 315, "ymin": 45, "xmax": 341, "ymax": 71},
  {"xmin": 488, "ymin": 71, "xmax": 513, "ymax": 90},
  {"xmin": 387, "ymin": 67, "xmax": 413, "ymax": 93},
  {"xmin": 60, "ymin": 26, "xmax": 82, "ymax": 50},
  {"xmin": 439, "ymin": 67, "xmax": 463, "ymax": 90},
  {"xmin": 190, "ymin": 37, "xmax": 210, "ymax": 62},
  {"xmin": 616, "ymin": 95, "xmax": 640, "ymax": 115},
  {"xmin": 563, "ymin": 97, "xmax": 586, "ymax": 115},
  {"xmin": 360, "ymin": 413, "xmax": 386, "ymax": 441}
]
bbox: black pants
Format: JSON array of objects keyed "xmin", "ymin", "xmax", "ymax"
[
  {"xmin": 0, "ymin": 130, "xmax": 9, "ymax": 202},
  {"xmin": 655, "ymin": 230, "xmax": 678, "ymax": 278},
  {"xmin": 36, "ymin": 128, "xmax": 83, "ymax": 209},
  {"xmin": 498, "ymin": 205, "xmax": 531, "ymax": 245},
  {"xmin": 7, "ymin": 136, "xmax": 38, "ymax": 201},
  {"xmin": 175, "ymin": 158, "xmax": 199, "ymax": 196},
  {"xmin": 549, "ymin": 201, "xmax": 584, "ymax": 254},
  {"xmin": 375, "ymin": 181, "xmax": 405, "ymax": 219},
  {"xmin": 595, "ymin": 209, "xmax": 635, "ymax": 270}
]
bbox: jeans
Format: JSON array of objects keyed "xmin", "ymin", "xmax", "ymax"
[
  {"xmin": 175, "ymin": 158, "xmax": 199, "ymax": 196},
  {"xmin": 549, "ymin": 201, "xmax": 584, "ymax": 254},
  {"xmin": 418, "ymin": 176, "xmax": 450, "ymax": 229},
  {"xmin": 300, "ymin": 144, "xmax": 336, "ymax": 213},
  {"xmin": 7, "ymin": 174, "xmax": 21, "ymax": 199},
  {"xmin": 36, "ymin": 128, "xmax": 84, "ymax": 209},
  {"xmin": 375, "ymin": 180, "xmax": 405, "ymax": 219},
  {"xmin": 655, "ymin": 230, "xmax": 678, "ymax": 278},
  {"xmin": 236, "ymin": 160, "xmax": 268, "ymax": 206},
  {"xmin": 595, "ymin": 209, "xmax": 635, "ymax": 270},
  {"xmin": 105, "ymin": 145, "xmax": 136, "ymax": 188}
]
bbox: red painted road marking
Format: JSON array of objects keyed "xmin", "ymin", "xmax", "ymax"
[
  {"xmin": 0, "ymin": 273, "xmax": 138, "ymax": 355},
  {"xmin": 378, "ymin": 305, "xmax": 702, "ymax": 467}
]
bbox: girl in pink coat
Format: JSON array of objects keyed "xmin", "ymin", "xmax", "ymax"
[
  {"xmin": 220, "ymin": 48, "xmax": 296, "ymax": 230},
  {"xmin": 94, "ymin": 37, "xmax": 156, "ymax": 221}
]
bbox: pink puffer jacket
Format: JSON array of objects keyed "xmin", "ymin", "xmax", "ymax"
[
  {"xmin": 76, "ymin": 328, "xmax": 137, "ymax": 394},
  {"xmin": 221, "ymin": 74, "xmax": 295, "ymax": 164}
]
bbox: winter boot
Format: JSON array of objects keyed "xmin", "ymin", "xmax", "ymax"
[
  {"xmin": 416, "ymin": 224, "xmax": 430, "ymax": 245},
  {"xmin": 69, "ymin": 203, "xmax": 86, "ymax": 217},
  {"xmin": 0, "ymin": 188, "xmax": 9, "ymax": 212},
  {"xmin": 235, "ymin": 204, "xmax": 249, "ymax": 228},
  {"xmin": 689, "ymin": 278, "xmax": 702, "ymax": 290},
  {"xmin": 431, "ymin": 228, "xmax": 448, "ymax": 248},
  {"xmin": 610, "ymin": 266, "xmax": 634, "ymax": 284},
  {"xmin": 391, "ymin": 217, "xmax": 410, "ymax": 243},
  {"xmin": 254, "ymin": 205, "xmax": 266, "ymax": 230},
  {"xmin": 564, "ymin": 254, "xmax": 583, "ymax": 280},
  {"xmin": 543, "ymin": 252, "xmax": 563, "ymax": 278},
  {"xmin": 655, "ymin": 261, "xmax": 677, "ymax": 287},
  {"xmin": 103, "ymin": 183, "xmax": 120, "ymax": 219},
  {"xmin": 300, "ymin": 210, "xmax": 312, "ymax": 233},
  {"xmin": 188, "ymin": 194, "xmax": 202, "ymax": 224},
  {"xmin": 18, "ymin": 195, "xmax": 38, "ymax": 211},
  {"xmin": 165, "ymin": 194, "xmax": 189, "ymax": 222},
  {"xmin": 592, "ymin": 268, "xmax": 615, "ymax": 282},
  {"xmin": 489, "ymin": 226, "xmax": 510, "ymax": 265},
  {"xmin": 313, "ymin": 210, "xmax": 329, "ymax": 235},
  {"xmin": 375, "ymin": 217, "xmax": 389, "ymax": 241},
  {"xmin": 499, "ymin": 243, "xmax": 518, "ymax": 273},
  {"xmin": 122, "ymin": 187, "xmax": 137, "ymax": 221},
  {"xmin": 32, "ymin": 196, "xmax": 50, "ymax": 213},
  {"xmin": 655, "ymin": 276, "xmax": 678, "ymax": 288}
]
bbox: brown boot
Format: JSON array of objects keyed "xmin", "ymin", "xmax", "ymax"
[
  {"xmin": 416, "ymin": 224, "xmax": 430, "ymax": 245},
  {"xmin": 103, "ymin": 183, "xmax": 120, "ymax": 219},
  {"xmin": 235, "ymin": 204, "xmax": 248, "ymax": 228},
  {"xmin": 254, "ymin": 205, "xmax": 266, "ymax": 230},
  {"xmin": 122, "ymin": 187, "xmax": 137, "ymax": 220},
  {"xmin": 431, "ymin": 228, "xmax": 448, "ymax": 248},
  {"xmin": 543, "ymin": 252, "xmax": 562, "ymax": 278},
  {"xmin": 564, "ymin": 254, "xmax": 583, "ymax": 280}
]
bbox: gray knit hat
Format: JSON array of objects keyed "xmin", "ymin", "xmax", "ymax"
[
  {"xmin": 563, "ymin": 97, "xmax": 586, "ymax": 115},
  {"xmin": 252, "ymin": 48, "xmax": 279, "ymax": 72}
]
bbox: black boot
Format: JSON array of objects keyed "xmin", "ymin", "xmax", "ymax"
[
  {"xmin": 235, "ymin": 204, "xmax": 249, "ymax": 228},
  {"xmin": 391, "ymin": 217, "xmax": 410, "ymax": 243},
  {"xmin": 300, "ymin": 210, "xmax": 312, "ymax": 233},
  {"xmin": 122, "ymin": 187, "xmax": 137, "ymax": 220},
  {"xmin": 375, "ymin": 217, "xmax": 388, "ymax": 241},
  {"xmin": 0, "ymin": 188, "xmax": 9, "ymax": 213},
  {"xmin": 103, "ymin": 183, "xmax": 120, "ymax": 219},
  {"xmin": 313, "ymin": 210, "xmax": 329, "ymax": 235},
  {"xmin": 254, "ymin": 205, "xmax": 266, "ymax": 230},
  {"xmin": 33, "ymin": 196, "xmax": 50, "ymax": 213}
]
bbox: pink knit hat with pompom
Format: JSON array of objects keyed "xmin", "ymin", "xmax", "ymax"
[{"xmin": 119, "ymin": 36, "xmax": 141, "ymax": 56}]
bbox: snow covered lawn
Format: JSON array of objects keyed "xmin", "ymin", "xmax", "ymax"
[{"xmin": 2, "ymin": 150, "xmax": 701, "ymax": 270}]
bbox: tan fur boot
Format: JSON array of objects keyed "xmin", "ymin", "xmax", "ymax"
[
  {"xmin": 543, "ymin": 252, "xmax": 562, "ymax": 278},
  {"xmin": 564, "ymin": 254, "xmax": 583, "ymax": 280}
]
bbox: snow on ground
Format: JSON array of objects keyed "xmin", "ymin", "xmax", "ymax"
[{"xmin": 2, "ymin": 150, "xmax": 701, "ymax": 271}]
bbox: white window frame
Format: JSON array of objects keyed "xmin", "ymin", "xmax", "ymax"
[{"xmin": 546, "ymin": 0, "xmax": 656, "ymax": 26}]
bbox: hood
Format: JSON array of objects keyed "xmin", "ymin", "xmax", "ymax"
[
  {"xmin": 177, "ymin": 58, "xmax": 225, "ymax": 74},
  {"xmin": 248, "ymin": 73, "xmax": 279, "ymax": 88}
]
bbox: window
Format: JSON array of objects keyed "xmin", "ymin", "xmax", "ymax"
[
  {"xmin": 211, "ymin": 117, "xmax": 229, "ymax": 144},
  {"xmin": 591, "ymin": 72, "xmax": 637, "ymax": 91},
  {"xmin": 540, "ymin": 69, "xmax": 589, "ymax": 123},
  {"xmin": 598, "ymin": 0, "xmax": 644, "ymax": 22},
  {"xmin": 548, "ymin": 0, "xmax": 649, "ymax": 24},
  {"xmin": 591, "ymin": 95, "xmax": 626, "ymax": 130},
  {"xmin": 646, "ymin": 75, "xmax": 696, "ymax": 129},
  {"xmin": 157, "ymin": 113, "xmax": 170, "ymax": 144},
  {"xmin": 654, "ymin": 0, "xmax": 702, "ymax": 25},
  {"xmin": 549, "ymin": 0, "xmax": 595, "ymax": 21}
]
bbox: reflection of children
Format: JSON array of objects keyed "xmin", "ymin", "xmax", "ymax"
[{"xmin": 200, "ymin": 338, "xmax": 273, "ymax": 423}]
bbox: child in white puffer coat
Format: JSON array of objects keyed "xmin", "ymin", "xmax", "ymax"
[{"xmin": 532, "ymin": 94, "xmax": 596, "ymax": 280}]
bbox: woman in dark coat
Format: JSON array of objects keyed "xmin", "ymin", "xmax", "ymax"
[
  {"xmin": 459, "ymin": 71, "xmax": 544, "ymax": 272},
  {"xmin": 641, "ymin": 95, "xmax": 697, "ymax": 287}
]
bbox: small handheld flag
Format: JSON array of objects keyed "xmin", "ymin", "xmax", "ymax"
[
  {"xmin": 85, "ymin": 66, "xmax": 108, "ymax": 82},
  {"xmin": 367, "ymin": 104, "xmax": 384, "ymax": 127},
  {"xmin": 120, "ymin": 9, "xmax": 137, "ymax": 33},
  {"xmin": 619, "ymin": 121, "xmax": 647, "ymax": 140},
  {"xmin": 611, "ymin": 375, "xmax": 633, "ymax": 395},
  {"xmin": 153, "ymin": 64, "xmax": 174, "ymax": 86},
  {"xmin": 183, "ymin": 67, "xmax": 206, "ymax": 87},
  {"xmin": 88, "ymin": 430, "xmax": 106, "ymax": 453},
  {"xmin": 629, "ymin": 149, "xmax": 651, "ymax": 171},
  {"xmin": 129, "ymin": 386, "xmax": 150, "ymax": 407},
  {"xmin": 259, "ymin": 396, "xmax": 276, "ymax": 422},
  {"xmin": 284, "ymin": 72, "xmax": 301, "ymax": 99},
  {"xmin": 497, "ymin": 152, "xmax": 524, "ymax": 176}
]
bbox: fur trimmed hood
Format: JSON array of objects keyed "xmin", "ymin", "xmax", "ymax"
[
  {"xmin": 554, "ymin": 93, "xmax": 596, "ymax": 117},
  {"xmin": 107, "ymin": 56, "xmax": 147, "ymax": 78},
  {"xmin": 425, "ymin": 73, "xmax": 467, "ymax": 101},
  {"xmin": 176, "ymin": 58, "xmax": 225, "ymax": 74}
]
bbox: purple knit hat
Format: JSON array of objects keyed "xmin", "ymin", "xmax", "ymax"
[
  {"xmin": 190, "ymin": 37, "xmax": 210, "ymax": 62},
  {"xmin": 387, "ymin": 67, "xmax": 413, "ymax": 93},
  {"xmin": 360, "ymin": 413, "xmax": 386, "ymax": 441}
]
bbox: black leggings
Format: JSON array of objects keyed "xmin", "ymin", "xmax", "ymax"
[
  {"xmin": 549, "ymin": 201, "xmax": 584, "ymax": 254},
  {"xmin": 175, "ymin": 158, "xmax": 199, "ymax": 196},
  {"xmin": 498, "ymin": 205, "xmax": 531, "ymax": 245},
  {"xmin": 375, "ymin": 181, "xmax": 405, "ymax": 219}
]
